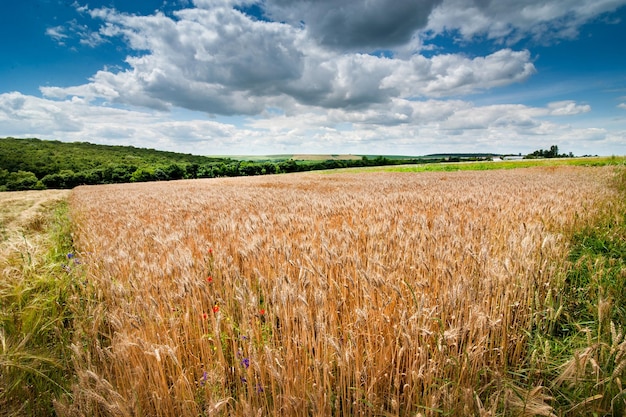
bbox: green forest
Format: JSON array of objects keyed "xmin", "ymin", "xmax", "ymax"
[
  {"xmin": 1, "ymin": 137, "xmax": 578, "ymax": 191},
  {"xmin": 0, "ymin": 137, "xmax": 431, "ymax": 191}
]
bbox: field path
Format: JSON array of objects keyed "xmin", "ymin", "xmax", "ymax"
[{"xmin": 0, "ymin": 190, "xmax": 70, "ymax": 239}]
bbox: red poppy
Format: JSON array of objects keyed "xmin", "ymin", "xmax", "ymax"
[
  {"xmin": 208, "ymin": 248, "xmax": 213, "ymax": 255},
  {"xmin": 202, "ymin": 313, "xmax": 208, "ymax": 320},
  {"xmin": 213, "ymin": 305, "xmax": 220, "ymax": 313},
  {"xmin": 207, "ymin": 276, "xmax": 213, "ymax": 283},
  {"xmin": 259, "ymin": 309, "xmax": 266, "ymax": 316}
]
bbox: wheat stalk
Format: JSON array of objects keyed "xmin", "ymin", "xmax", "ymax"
[{"xmin": 62, "ymin": 166, "xmax": 615, "ymax": 416}]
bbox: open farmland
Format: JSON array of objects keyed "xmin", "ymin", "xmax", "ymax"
[{"xmin": 61, "ymin": 166, "xmax": 621, "ymax": 416}]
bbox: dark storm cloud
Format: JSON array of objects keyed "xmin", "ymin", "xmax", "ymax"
[{"xmin": 263, "ymin": 0, "xmax": 443, "ymax": 50}]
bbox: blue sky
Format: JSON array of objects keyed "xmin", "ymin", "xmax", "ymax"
[{"xmin": 1, "ymin": 0, "xmax": 625, "ymax": 156}]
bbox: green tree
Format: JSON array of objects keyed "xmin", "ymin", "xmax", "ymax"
[
  {"xmin": 278, "ymin": 159, "xmax": 298, "ymax": 173},
  {"xmin": 59, "ymin": 170, "xmax": 78, "ymax": 188},
  {"xmin": 154, "ymin": 168, "xmax": 168, "ymax": 181},
  {"xmin": 164, "ymin": 163, "xmax": 185, "ymax": 180},
  {"xmin": 41, "ymin": 173, "xmax": 64, "ymax": 189},
  {"xmin": 0, "ymin": 168, "xmax": 8, "ymax": 189},
  {"xmin": 548, "ymin": 145, "xmax": 559, "ymax": 158},
  {"xmin": 185, "ymin": 163, "xmax": 199, "ymax": 179},
  {"xmin": 109, "ymin": 165, "xmax": 136, "ymax": 183},
  {"xmin": 261, "ymin": 162, "xmax": 277, "ymax": 175},
  {"xmin": 5, "ymin": 171, "xmax": 39, "ymax": 191},
  {"xmin": 130, "ymin": 168, "xmax": 155, "ymax": 183}
]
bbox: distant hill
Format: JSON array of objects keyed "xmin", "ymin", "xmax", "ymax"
[
  {"xmin": 0, "ymin": 138, "xmax": 430, "ymax": 191},
  {"xmin": 423, "ymin": 153, "xmax": 500, "ymax": 159},
  {"xmin": 0, "ymin": 137, "xmax": 234, "ymax": 190},
  {"xmin": 223, "ymin": 154, "xmax": 363, "ymax": 162},
  {"xmin": 2, "ymin": 137, "xmax": 520, "ymax": 192},
  {"xmin": 0, "ymin": 137, "xmax": 227, "ymax": 177},
  {"xmin": 292, "ymin": 154, "xmax": 362, "ymax": 161}
]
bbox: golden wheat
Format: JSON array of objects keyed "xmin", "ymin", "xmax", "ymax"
[{"xmin": 61, "ymin": 166, "xmax": 617, "ymax": 416}]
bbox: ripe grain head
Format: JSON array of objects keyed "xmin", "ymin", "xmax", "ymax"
[{"xmin": 65, "ymin": 166, "xmax": 616, "ymax": 416}]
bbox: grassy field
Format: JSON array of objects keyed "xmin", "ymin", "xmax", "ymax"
[
  {"xmin": 341, "ymin": 156, "xmax": 626, "ymax": 174},
  {"xmin": 2, "ymin": 162, "xmax": 625, "ymax": 416},
  {"xmin": 0, "ymin": 190, "xmax": 75, "ymax": 416}
]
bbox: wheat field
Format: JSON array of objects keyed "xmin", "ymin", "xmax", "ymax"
[{"xmin": 60, "ymin": 166, "xmax": 617, "ymax": 416}]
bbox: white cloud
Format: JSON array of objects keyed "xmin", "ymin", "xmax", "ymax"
[
  {"xmin": 380, "ymin": 49, "xmax": 536, "ymax": 98},
  {"xmin": 45, "ymin": 26, "xmax": 69, "ymax": 44},
  {"xmin": 618, "ymin": 103, "xmax": 626, "ymax": 110},
  {"xmin": 7, "ymin": 1, "xmax": 626, "ymax": 157},
  {"xmin": 0, "ymin": 92, "xmax": 244, "ymax": 153},
  {"xmin": 547, "ymin": 100, "xmax": 592, "ymax": 116},
  {"xmin": 72, "ymin": 1, "xmax": 89, "ymax": 14},
  {"xmin": 426, "ymin": 0, "xmax": 626, "ymax": 43},
  {"xmin": 46, "ymin": 17, "xmax": 107, "ymax": 48},
  {"xmin": 42, "ymin": 5, "xmax": 536, "ymax": 117},
  {"xmin": 3, "ymin": 91, "xmax": 625, "ymax": 155}
]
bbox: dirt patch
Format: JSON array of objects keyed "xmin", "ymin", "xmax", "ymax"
[{"xmin": 0, "ymin": 190, "xmax": 70, "ymax": 241}]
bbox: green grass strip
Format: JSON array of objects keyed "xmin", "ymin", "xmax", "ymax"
[
  {"xmin": 0, "ymin": 200, "xmax": 81, "ymax": 416},
  {"xmin": 517, "ymin": 165, "xmax": 626, "ymax": 416},
  {"xmin": 337, "ymin": 156, "xmax": 626, "ymax": 174}
]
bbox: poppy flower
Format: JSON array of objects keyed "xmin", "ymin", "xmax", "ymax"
[
  {"xmin": 207, "ymin": 276, "xmax": 213, "ymax": 283},
  {"xmin": 213, "ymin": 305, "xmax": 220, "ymax": 313}
]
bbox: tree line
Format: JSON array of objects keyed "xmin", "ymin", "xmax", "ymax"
[
  {"xmin": 525, "ymin": 145, "xmax": 574, "ymax": 159},
  {"xmin": 0, "ymin": 138, "xmax": 427, "ymax": 191},
  {"xmin": 4, "ymin": 138, "xmax": 576, "ymax": 192}
]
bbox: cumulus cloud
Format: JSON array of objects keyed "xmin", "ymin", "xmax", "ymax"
[
  {"xmin": 0, "ymin": 92, "xmax": 85, "ymax": 134},
  {"xmin": 381, "ymin": 49, "xmax": 536, "ymax": 97},
  {"xmin": 426, "ymin": 0, "xmax": 626, "ymax": 43},
  {"xmin": 42, "ymin": 4, "xmax": 536, "ymax": 116},
  {"xmin": 1, "ymin": 91, "xmax": 621, "ymax": 155},
  {"xmin": 547, "ymin": 100, "xmax": 592, "ymax": 116},
  {"xmin": 246, "ymin": 103, "xmax": 613, "ymax": 155},
  {"xmin": 618, "ymin": 103, "xmax": 626, "ymax": 110},
  {"xmin": 15, "ymin": 0, "xmax": 626, "ymax": 156},
  {"xmin": 0, "ymin": 92, "xmax": 243, "ymax": 152},
  {"xmin": 262, "ymin": 0, "xmax": 443, "ymax": 50}
]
